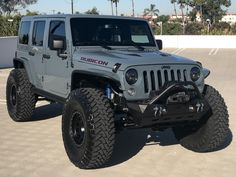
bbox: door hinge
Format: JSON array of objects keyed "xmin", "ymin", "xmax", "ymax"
[{"xmin": 67, "ymin": 83, "xmax": 71, "ymax": 90}]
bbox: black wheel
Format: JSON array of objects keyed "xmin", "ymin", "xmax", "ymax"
[
  {"xmin": 6, "ymin": 69, "xmax": 36, "ymax": 122},
  {"xmin": 62, "ymin": 88, "xmax": 115, "ymax": 169},
  {"xmin": 173, "ymin": 85, "xmax": 230, "ymax": 152}
]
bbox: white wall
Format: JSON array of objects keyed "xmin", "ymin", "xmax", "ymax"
[
  {"xmin": 0, "ymin": 37, "xmax": 17, "ymax": 68},
  {"xmin": 0, "ymin": 36, "xmax": 236, "ymax": 68},
  {"xmin": 155, "ymin": 35, "xmax": 236, "ymax": 49}
]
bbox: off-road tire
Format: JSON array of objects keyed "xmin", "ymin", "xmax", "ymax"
[
  {"xmin": 62, "ymin": 88, "xmax": 115, "ymax": 169},
  {"xmin": 6, "ymin": 69, "xmax": 36, "ymax": 122},
  {"xmin": 173, "ymin": 85, "xmax": 229, "ymax": 152}
]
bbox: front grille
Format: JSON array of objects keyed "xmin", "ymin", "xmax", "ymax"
[{"xmin": 143, "ymin": 69, "xmax": 188, "ymax": 93}]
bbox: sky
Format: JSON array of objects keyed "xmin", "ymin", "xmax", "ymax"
[{"xmin": 23, "ymin": 0, "xmax": 236, "ymax": 16}]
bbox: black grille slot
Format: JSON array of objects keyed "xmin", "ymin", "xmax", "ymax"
[
  {"xmin": 157, "ymin": 70, "xmax": 162, "ymax": 88},
  {"xmin": 164, "ymin": 70, "xmax": 168, "ymax": 82},
  {"xmin": 143, "ymin": 71, "xmax": 149, "ymax": 93},
  {"xmin": 171, "ymin": 70, "xmax": 175, "ymax": 81},
  {"xmin": 150, "ymin": 71, "xmax": 155, "ymax": 90},
  {"xmin": 183, "ymin": 69, "xmax": 187, "ymax": 81},
  {"xmin": 177, "ymin": 70, "xmax": 181, "ymax": 81},
  {"xmin": 142, "ymin": 67, "xmax": 190, "ymax": 94}
]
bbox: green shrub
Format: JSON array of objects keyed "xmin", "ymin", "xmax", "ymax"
[{"xmin": 185, "ymin": 23, "xmax": 204, "ymax": 35}]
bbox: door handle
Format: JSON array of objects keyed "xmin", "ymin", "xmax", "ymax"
[
  {"xmin": 28, "ymin": 51, "xmax": 35, "ymax": 56},
  {"xmin": 43, "ymin": 54, "xmax": 51, "ymax": 59}
]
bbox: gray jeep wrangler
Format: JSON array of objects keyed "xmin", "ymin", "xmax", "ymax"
[{"xmin": 7, "ymin": 15, "xmax": 229, "ymax": 169}]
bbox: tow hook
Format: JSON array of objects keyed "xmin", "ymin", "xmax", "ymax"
[{"xmin": 154, "ymin": 106, "xmax": 167, "ymax": 117}]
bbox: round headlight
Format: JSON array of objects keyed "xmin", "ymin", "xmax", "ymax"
[
  {"xmin": 125, "ymin": 69, "xmax": 138, "ymax": 85},
  {"xmin": 190, "ymin": 67, "xmax": 201, "ymax": 82}
]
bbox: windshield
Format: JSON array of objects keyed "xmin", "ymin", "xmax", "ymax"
[{"xmin": 70, "ymin": 18, "xmax": 156, "ymax": 47}]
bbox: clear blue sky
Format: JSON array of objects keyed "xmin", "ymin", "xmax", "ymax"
[{"xmin": 24, "ymin": 0, "xmax": 236, "ymax": 16}]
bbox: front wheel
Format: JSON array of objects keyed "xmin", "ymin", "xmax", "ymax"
[
  {"xmin": 62, "ymin": 88, "xmax": 115, "ymax": 169},
  {"xmin": 173, "ymin": 85, "xmax": 229, "ymax": 152}
]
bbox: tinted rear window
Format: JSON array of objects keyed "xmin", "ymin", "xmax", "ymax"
[
  {"xmin": 32, "ymin": 21, "xmax": 45, "ymax": 46},
  {"xmin": 19, "ymin": 21, "xmax": 31, "ymax": 45}
]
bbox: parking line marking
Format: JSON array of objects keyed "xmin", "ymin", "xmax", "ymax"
[
  {"xmin": 209, "ymin": 48, "xmax": 215, "ymax": 55},
  {"xmin": 213, "ymin": 48, "xmax": 219, "ymax": 55},
  {"xmin": 171, "ymin": 48, "xmax": 184, "ymax": 54},
  {"xmin": 175, "ymin": 48, "xmax": 186, "ymax": 55},
  {"xmin": 171, "ymin": 48, "xmax": 181, "ymax": 54},
  {"xmin": 209, "ymin": 48, "xmax": 219, "ymax": 56}
]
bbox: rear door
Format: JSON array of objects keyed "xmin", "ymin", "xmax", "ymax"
[
  {"xmin": 29, "ymin": 20, "xmax": 46, "ymax": 89},
  {"xmin": 43, "ymin": 19, "xmax": 70, "ymax": 97}
]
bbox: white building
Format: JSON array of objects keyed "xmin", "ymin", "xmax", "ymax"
[
  {"xmin": 221, "ymin": 14, "xmax": 236, "ymax": 25},
  {"xmin": 170, "ymin": 14, "xmax": 189, "ymax": 21}
]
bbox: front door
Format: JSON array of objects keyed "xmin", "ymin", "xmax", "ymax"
[{"xmin": 43, "ymin": 19, "xmax": 70, "ymax": 97}]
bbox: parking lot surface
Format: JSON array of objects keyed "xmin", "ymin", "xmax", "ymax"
[{"xmin": 0, "ymin": 48, "xmax": 235, "ymax": 177}]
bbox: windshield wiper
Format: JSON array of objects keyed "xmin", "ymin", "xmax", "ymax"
[
  {"xmin": 74, "ymin": 41, "xmax": 112, "ymax": 50},
  {"xmin": 127, "ymin": 41, "xmax": 145, "ymax": 51},
  {"xmin": 95, "ymin": 41, "xmax": 113, "ymax": 50}
]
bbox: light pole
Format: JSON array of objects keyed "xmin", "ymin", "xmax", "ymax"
[
  {"xmin": 131, "ymin": 0, "xmax": 134, "ymax": 17},
  {"xmin": 71, "ymin": 0, "xmax": 74, "ymax": 14}
]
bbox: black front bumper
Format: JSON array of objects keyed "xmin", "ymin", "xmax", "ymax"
[{"xmin": 126, "ymin": 82, "xmax": 212, "ymax": 128}]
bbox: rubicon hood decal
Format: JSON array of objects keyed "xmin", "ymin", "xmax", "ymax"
[{"xmin": 80, "ymin": 57, "xmax": 109, "ymax": 66}]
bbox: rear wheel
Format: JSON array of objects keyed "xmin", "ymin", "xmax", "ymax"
[
  {"xmin": 173, "ymin": 85, "xmax": 229, "ymax": 152},
  {"xmin": 62, "ymin": 88, "xmax": 115, "ymax": 169},
  {"xmin": 6, "ymin": 69, "xmax": 36, "ymax": 122}
]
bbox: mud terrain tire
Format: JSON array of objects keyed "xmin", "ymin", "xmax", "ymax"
[
  {"xmin": 173, "ymin": 85, "xmax": 229, "ymax": 152},
  {"xmin": 62, "ymin": 88, "xmax": 115, "ymax": 169},
  {"xmin": 6, "ymin": 69, "xmax": 36, "ymax": 122}
]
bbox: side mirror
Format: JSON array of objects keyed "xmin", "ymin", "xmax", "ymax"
[
  {"xmin": 156, "ymin": 39, "xmax": 163, "ymax": 50},
  {"xmin": 52, "ymin": 40, "xmax": 64, "ymax": 50}
]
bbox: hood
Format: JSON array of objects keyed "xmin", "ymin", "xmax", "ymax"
[{"xmin": 73, "ymin": 49, "xmax": 198, "ymax": 71}]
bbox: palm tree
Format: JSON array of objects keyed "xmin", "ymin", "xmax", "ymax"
[
  {"xmin": 143, "ymin": 4, "xmax": 159, "ymax": 17},
  {"xmin": 185, "ymin": 0, "xmax": 190, "ymax": 16},
  {"xmin": 108, "ymin": 0, "xmax": 114, "ymax": 15},
  {"xmin": 112, "ymin": 0, "xmax": 119, "ymax": 16},
  {"xmin": 171, "ymin": 0, "xmax": 178, "ymax": 18},
  {"xmin": 178, "ymin": 0, "xmax": 185, "ymax": 23}
]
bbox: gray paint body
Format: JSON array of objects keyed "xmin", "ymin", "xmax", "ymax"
[{"xmin": 16, "ymin": 15, "xmax": 208, "ymax": 101}]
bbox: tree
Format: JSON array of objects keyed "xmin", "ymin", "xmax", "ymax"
[
  {"xmin": 177, "ymin": 0, "xmax": 185, "ymax": 23},
  {"xmin": 171, "ymin": 0, "xmax": 178, "ymax": 18},
  {"xmin": 0, "ymin": 0, "xmax": 37, "ymax": 15},
  {"xmin": 185, "ymin": 22, "xmax": 204, "ymax": 35},
  {"xmin": 111, "ymin": 0, "xmax": 119, "ymax": 16},
  {"xmin": 85, "ymin": 7, "xmax": 99, "ymax": 15},
  {"xmin": 189, "ymin": 0, "xmax": 231, "ymax": 24},
  {"xmin": 144, "ymin": 4, "xmax": 159, "ymax": 17},
  {"xmin": 156, "ymin": 15, "xmax": 170, "ymax": 23},
  {"xmin": 25, "ymin": 10, "xmax": 38, "ymax": 16}
]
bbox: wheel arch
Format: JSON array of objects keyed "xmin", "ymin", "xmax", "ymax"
[
  {"xmin": 71, "ymin": 70, "xmax": 121, "ymax": 92},
  {"xmin": 13, "ymin": 58, "xmax": 34, "ymax": 86},
  {"xmin": 13, "ymin": 58, "xmax": 25, "ymax": 69}
]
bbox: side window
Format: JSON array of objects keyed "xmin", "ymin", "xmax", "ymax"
[
  {"xmin": 19, "ymin": 21, "xmax": 31, "ymax": 45},
  {"xmin": 32, "ymin": 21, "xmax": 46, "ymax": 46},
  {"xmin": 48, "ymin": 21, "xmax": 66, "ymax": 49}
]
